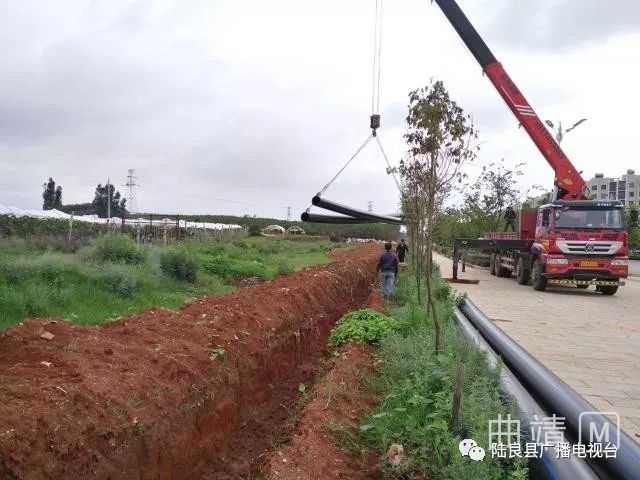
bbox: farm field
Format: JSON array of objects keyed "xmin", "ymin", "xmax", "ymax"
[{"xmin": 0, "ymin": 235, "xmax": 335, "ymax": 330}]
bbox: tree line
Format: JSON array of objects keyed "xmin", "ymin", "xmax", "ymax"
[
  {"xmin": 41, "ymin": 178, "xmax": 126, "ymax": 218},
  {"xmin": 40, "ymin": 179, "xmax": 398, "ymax": 239}
]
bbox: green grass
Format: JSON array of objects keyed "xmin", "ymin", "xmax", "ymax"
[
  {"xmin": 328, "ymin": 270, "xmax": 528, "ymax": 479},
  {"xmin": 328, "ymin": 309, "xmax": 398, "ymax": 348},
  {"xmin": 0, "ymin": 236, "xmax": 336, "ymax": 330}
]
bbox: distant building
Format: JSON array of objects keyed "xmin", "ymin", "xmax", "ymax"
[
  {"xmin": 587, "ymin": 170, "xmax": 640, "ymax": 206},
  {"xmin": 261, "ymin": 224, "xmax": 286, "ymax": 236}
]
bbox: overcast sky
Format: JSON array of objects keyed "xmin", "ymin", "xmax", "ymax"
[{"xmin": 1, "ymin": 0, "xmax": 639, "ymax": 219}]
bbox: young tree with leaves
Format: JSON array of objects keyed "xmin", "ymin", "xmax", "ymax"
[
  {"xmin": 467, "ymin": 159, "xmax": 544, "ymax": 231},
  {"xmin": 626, "ymin": 204, "xmax": 639, "ymax": 232},
  {"xmin": 399, "ymin": 80, "xmax": 478, "ymax": 354}
]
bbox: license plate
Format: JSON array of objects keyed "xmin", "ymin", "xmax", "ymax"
[{"xmin": 580, "ymin": 260, "xmax": 598, "ymax": 267}]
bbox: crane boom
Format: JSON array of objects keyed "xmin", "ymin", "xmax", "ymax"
[{"xmin": 433, "ymin": 0, "xmax": 586, "ymax": 200}]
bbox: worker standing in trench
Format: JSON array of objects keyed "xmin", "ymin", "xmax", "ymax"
[{"xmin": 377, "ymin": 242, "xmax": 399, "ymax": 301}]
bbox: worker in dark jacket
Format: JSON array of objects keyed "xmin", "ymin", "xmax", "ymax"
[
  {"xmin": 377, "ymin": 242, "xmax": 399, "ymax": 301},
  {"xmin": 396, "ymin": 239, "xmax": 409, "ymax": 263},
  {"xmin": 504, "ymin": 206, "xmax": 517, "ymax": 232}
]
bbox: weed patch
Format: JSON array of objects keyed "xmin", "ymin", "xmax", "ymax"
[
  {"xmin": 160, "ymin": 250, "xmax": 198, "ymax": 282},
  {"xmin": 81, "ymin": 235, "xmax": 145, "ymax": 264},
  {"xmin": 201, "ymin": 256, "xmax": 266, "ymax": 281},
  {"xmin": 328, "ymin": 309, "xmax": 398, "ymax": 348},
  {"xmin": 329, "ymin": 269, "xmax": 528, "ymax": 479},
  {"xmin": 91, "ymin": 265, "xmax": 140, "ymax": 298}
]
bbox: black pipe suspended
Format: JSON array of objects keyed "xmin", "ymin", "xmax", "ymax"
[
  {"xmin": 300, "ymin": 212, "xmax": 376, "ymax": 224},
  {"xmin": 461, "ymin": 299, "xmax": 640, "ymax": 480},
  {"xmin": 454, "ymin": 309, "xmax": 602, "ymax": 480},
  {"xmin": 311, "ymin": 195, "xmax": 403, "ymax": 224}
]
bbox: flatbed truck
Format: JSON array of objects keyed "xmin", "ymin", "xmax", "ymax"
[{"xmin": 432, "ymin": 0, "xmax": 629, "ymax": 294}]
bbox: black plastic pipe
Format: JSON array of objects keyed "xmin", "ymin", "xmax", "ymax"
[
  {"xmin": 454, "ymin": 309, "xmax": 602, "ymax": 480},
  {"xmin": 461, "ymin": 299, "xmax": 640, "ymax": 480},
  {"xmin": 300, "ymin": 212, "xmax": 375, "ymax": 224},
  {"xmin": 311, "ymin": 195, "xmax": 403, "ymax": 224}
]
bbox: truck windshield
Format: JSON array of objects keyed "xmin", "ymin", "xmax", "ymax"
[{"xmin": 554, "ymin": 207, "xmax": 624, "ymax": 229}]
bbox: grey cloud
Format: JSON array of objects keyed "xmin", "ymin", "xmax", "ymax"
[
  {"xmin": 474, "ymin": 0, "xmax": 640, "ymax": 53},
  {"xmin": 1, "ymin": 0, "xmax": 635, "ymax": 217}
]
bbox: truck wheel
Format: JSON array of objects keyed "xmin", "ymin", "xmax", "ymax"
[
  {"xmin": 599, "ymin": 285, "xmax": 618, "ymax": 295},
  {"xmin": 516, "ymin": 257, "xmax": 529, "ymax": 285},
  {"xmin": 490, "ymin": 253, "xmax": 497, "ymax": 276},
  {"xmin": 496, "ymin": 255, "xmax": 511, "ymax": 278},
  {"xmin": 531, "ymin": 259, "xmax": 547, "ymax": 291}
]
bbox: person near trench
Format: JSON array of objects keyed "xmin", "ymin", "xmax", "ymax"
[
  {"xmin": 377, "ymin": 242, "xmax": 399, "ymax": 301},
  {"xmin": 504, "ymin": 206, "xmax": 517, "ymax": 232},
  {"xmin": 396, "ymin": 238, "xmax": 409, "ymax": 263}
]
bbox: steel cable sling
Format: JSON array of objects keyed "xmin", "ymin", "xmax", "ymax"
[{"xmin": 301, "ymin": 0, "xmax": 402, "ymax": 225}]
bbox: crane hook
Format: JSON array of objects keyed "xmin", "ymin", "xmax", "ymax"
[{"xmin": 370, "ymin": 114, "xmax": 381, "ymax": 137}]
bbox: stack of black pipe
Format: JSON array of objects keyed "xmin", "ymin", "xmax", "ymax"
[{"xmin": 301, "ymin": 195, "xmax": 402, "ymax": 225}]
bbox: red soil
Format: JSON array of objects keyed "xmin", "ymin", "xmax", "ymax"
[
  {"xmin": 0, "ymin": 244, "xmax": 379, "ymax": 480},
  {"xmin": 263, "ymin": 343, "xmax": 382, "ymax": 480},
  {"xmin": 263, "ymin": 290, "xmax": 388, "ymax": 480}
]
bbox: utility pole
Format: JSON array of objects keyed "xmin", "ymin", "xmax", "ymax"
[
  {"xmin": 367, "ymin": 201, "xmax": 373, "ymax": 213},
  {"xmin": 286, "ymin": 206, "xmax": 291, "ymax": 222},
  {"xmin": 107, "ymin": 177, "xmax": 111, "ymax": 223},
  {"xmin": 124, "ymin": 169, "xmax": 139, "ymax": 214}
]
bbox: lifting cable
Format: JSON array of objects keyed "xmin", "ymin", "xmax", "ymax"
[{"xmin": 304, "ymin": 0, "xmax": 401, "ymax": 223}]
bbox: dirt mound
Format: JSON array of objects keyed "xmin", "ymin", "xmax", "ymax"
[
  {"xmin": 264, "ymin": 343, "xmax": 382, "ymax": 480},
  {"xmin": 0, "ymin": 244, "xmax": 379, "ymax": 480}
]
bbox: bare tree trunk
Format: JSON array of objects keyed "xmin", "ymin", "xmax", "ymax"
[
  {"xmin": 425, "ymin": 155, "xmax": 442, "ymax": 354},
  {"xmin": 451, "ymin": 361, "xmax": 464, "ymax": 431},
  {"xmin": 425, "ymin": 236, "xmax": 442, "ymax": 354},
  {"xmin": 408, "ymin": 194, "xmax": 425, "ymax": 305}
]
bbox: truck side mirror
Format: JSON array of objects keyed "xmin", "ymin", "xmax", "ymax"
[{"xmin": 542, "ymin": 209, "xmax": 550, "ymax": 227}]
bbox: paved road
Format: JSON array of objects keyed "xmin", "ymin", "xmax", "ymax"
[
  {"xmin": 435, "ymin": 253, "xmax": 640, "ymax": 442},
  {"xmin": 630, "ymin": 260, "xmax": 640, "ymax": 277}
]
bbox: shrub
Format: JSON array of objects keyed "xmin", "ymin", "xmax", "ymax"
[
  {"xmin": 0, "ymin": 238, "xmax": 28, "ymax": 255},
  {"xmin": 1, "ymin": 254, "xmax": 79, "ymax": 283},
  {"xmin": 434, "ymin": 281, "xmax": 452, "ymax": 301},
  {"xmin": 160, "ymin": 250, "xmax": 198, "ymax": 283},
  {"xmin": 328, "ymin": 309, "xmax": 397, "ymax": 348},
  {"xmin": 202, "ymin": 256, "xmax": 266, "ymax": 281},
  {"xmin": 0, "ymin": 282, "xmax": 61, "ymax": 319},
  {"xmin": 92, "ymin": 265, "xmax": 140, "ymax": 298},
  {"xmin": 276, "ymin": 260, "xmax": 294, "ymax": 276},
  {"xmin": 83, "ymin": 235, "xmax": 144, "ymax": 264},
  {"xmin": 256, "ymin": 240, "xmax": 285, "ymax": 255}
]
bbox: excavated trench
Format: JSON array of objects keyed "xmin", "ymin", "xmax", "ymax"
[{"xmin": 0, "ymin": 244, "xmax": 378, "ymax": 480}]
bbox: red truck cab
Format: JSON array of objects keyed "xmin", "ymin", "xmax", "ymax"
[{"xmin": 529, "ymin": 200, "xmax": 628, "ymax": 294}]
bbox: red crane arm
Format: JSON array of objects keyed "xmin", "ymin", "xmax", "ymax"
[{"xmin": 433, "ymin": 0, "xmax": 587, "ymax": 200}]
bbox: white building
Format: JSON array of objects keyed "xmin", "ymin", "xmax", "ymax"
[{"xmin": 587, "ymin": 170, "xmax": 640, "ymax": 206}]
